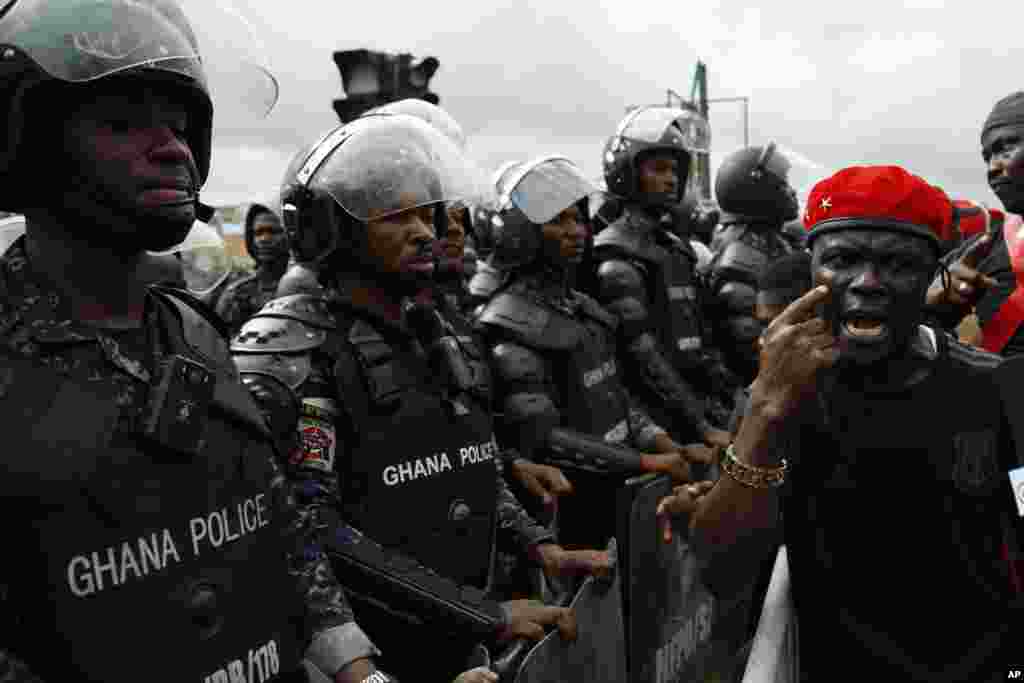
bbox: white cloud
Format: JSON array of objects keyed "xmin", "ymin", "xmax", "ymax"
[
  {"xmin": 192, "ymin": 0, "xmax": 1024, "ymax": 210},
  {"xmin": 849, "ymin": 31, "xmax": 944, "ymax": 74}
]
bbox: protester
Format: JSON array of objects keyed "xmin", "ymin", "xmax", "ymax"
[{"xmin": 669, "ymin": 165, "xmax": 1021, "ymax": 681}]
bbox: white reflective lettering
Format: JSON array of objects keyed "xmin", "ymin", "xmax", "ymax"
[
  {"xmin": 243, "ymin": 499, "xmax": 258, "ymax": 532},
  {"xmin": 267, "ymin": 640, "xmax": 279, "ymax": 675},
  {"xmin": 139, "ymin": 532, "xmax": 161, "ymax": 573},
  {"xmin": 398, "ymin": 461, "xmax": 413, "ymax": 481},
  {"xmin": 119, "ymin": 541, "xmax": 142, "ymax": 585},
  {"xmin": 190, "ymin": 517, "xmax": 208, "ymax": 556},
  {"xmin": 161, "ymin": 528, "xmax": 181, "ymax": 565},
  {"xmin": 383, "ymin": 465, "xmax": 399, "ymax": 486},
  {"xmin": 255, "ymin": 494, "xmax": 268, "ymax": 528},
  {"xmin": 604, "ymin": 420, "xmax": 629, "ymax": 444},
  {"xmin": 207, "ymin": 511, "xmax": 225, "ymax": 547},
  {"xmin": 227, "ymin": 659, "xmax": 246, "ymax": 683},
  {"xmin": 414, "ymin": 459, "xmax": 428, "ymax": 478},
  {"xmin": 223, "ymin": 509, "xmax": 241, "ymax": 543},
  {"xmin": 67, "ymin": 555, "xmax": 94, "ymax": 597},
  {"xmin": 91, "ymin": 547, "xmax": 118, "ymax": 592},
  {"xmin": 677, "ymin": 336, "xmax": 702, "ymax": 352}
]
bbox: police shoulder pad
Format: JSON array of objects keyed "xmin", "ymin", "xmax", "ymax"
[
  {"xmin": 150, "ymin": 286, "xmax": 233, "ymax": 369},
  {"xmin": 712, "ymin": 236, "xmax": 770, "ymax": 284},
  {"xmin": 468, "ymin": 263, "xmax": 506, "ymax": 299},
  {"xmin": 477, "ymin": 292, "xmax": 577, "ymax": 351},
  {"xmin": 231, "ymin": 314, "xmax": 326, "ymax": 355},
  {"xmin": 574, "ymin": 290, "xmax": 619, "ymax": 331},
  {"xmin": 234, "ymin": 352, "xmax": 312, "ymax": 391},
  {"xmin": 259, "ymin": 293, "xmax": 336, "ymax": 329}
]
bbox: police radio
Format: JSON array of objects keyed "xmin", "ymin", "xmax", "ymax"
[
  {"xmin": 140, "ymin": 354, "xmax": 215, "ymax": 457},
  {"xmin": 402, "ymin": 300, "xmax": 476, "ymax": 396}
]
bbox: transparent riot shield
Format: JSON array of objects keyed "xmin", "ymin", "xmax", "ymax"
[
  {"xmin": 0, "ymin": 214, "xmax": 25, "ymax": 254},
  {"xmin": 149, "ymin": 219, "xmax": 231, "ymax": 298},
  {"xmin": 512, "ymin": 539, "xmax": 627, "ymax": 683},
  {"xmin": 616, "ymin": 472, "xmax": 724, "ymax": 683}
]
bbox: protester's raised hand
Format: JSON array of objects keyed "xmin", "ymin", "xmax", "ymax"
[
  {"xmin": 926, "ymin": 233, "xmax": 998, "ymax": 308},
  {"xmin": 751, "ymin": 284, "xmax": 840, "ymax": 420}
]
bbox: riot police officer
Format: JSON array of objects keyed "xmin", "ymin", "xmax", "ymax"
[
  {"xmin": 0, "ymin": 1, "xmax": 385, "ymax": 681},
  {"xmin": 231, "ymin": 115, "xmax": 605, "ymax": 683},
  {"xmin": 474, "ymin": 155, "xmax": 718, "ymax": 682},
  {"xmin": 706, "ymin": 143, "xmax": 801, "ymax": 384},
  {"xmin": 475, "ymin": 155, "xmax": 712, "ymax": 522},
  {"xmin": 467, "ymin": 162, "xmax": 524, "ymax": 311},
  {"xmin": 590, "ymin": 106, "xmax": 734, "ymax": 448},
  {"xmin": 215, "ymin": 203, "xmax": 289, "ymax": 335}
]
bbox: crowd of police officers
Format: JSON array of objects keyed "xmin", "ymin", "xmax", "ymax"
[{"xmin": 2, "ymin": 1, "xmax": 1024, "ymax": 682}]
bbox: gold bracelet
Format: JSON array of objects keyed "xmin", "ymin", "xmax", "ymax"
[{"xmin": 720, "ymin": 443, "xmax": 788, "ymax": 489}]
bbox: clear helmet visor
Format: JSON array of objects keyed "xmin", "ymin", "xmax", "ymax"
[
  {"xmin": 303, "ymin": 115, "xmax": 488, "ymax": 222},
  {"xmin": 365, "ymin": 99, "xmax": 467, "ymax": 152},
  {"xmin": 503, "ymin": 157, "xmax": 596, "ymax": 225},
  {"xmin": 0, "ymin": 215, "xmax": 230, "ymax": 296},
  {"xmin": 491, "ymin": 160, "xmax": 524, "ymax": 196},
  {"xmin": 616, "ymin": 106, "xmax": 711, "ymax": 153},
  {"xmin": 770, "ymin": 143, "xmax": 834, "ymax": 210},
  {"xmin": 0, "ymin": 0, "xmax": 278, "ymax": 116},
  {"xmin": 149, "ymin": 219, "xmax": 230, "ymax": 296}
]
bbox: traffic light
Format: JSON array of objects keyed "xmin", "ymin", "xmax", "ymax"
[{"xmin": 332, "ymin": 49, "xmax": 441, "ymax": 123}]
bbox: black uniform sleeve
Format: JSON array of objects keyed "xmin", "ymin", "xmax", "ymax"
[
  {"xmin": 242, "ymin": 350, "xmax": 381, "ymax": 678},
  {"xmin": 486, "ymin": 339, "xmax": 564, "ymax": 461},
  {"xmin": 494, "ymin": 456, "xmax": 558, "ymax": 553},
  {"xmin": 594, "ymin": 257, "xmax": 711, "ymax": 437},
  {"xmin": 0, "ymin": 653, "xmax": 46, "ymax": 683},
  {"xmin": 270, "ymin": 455, "xmax": 381, "ymax": 677},
  {"xmin": 480, "ymin": 339, "xmax": 561, "ymax": 549},
  {"xmin": 624, "ymin": 396, "xmax": 668, "ymax": 452}
]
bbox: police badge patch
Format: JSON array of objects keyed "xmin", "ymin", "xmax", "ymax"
[
  {"xmin": 290, "ymin": 399, "xmax": 337, "ymax": 472},
  {"xmin": 952, "ymin": 431, "xmax": 1000, "ymax": 496}
]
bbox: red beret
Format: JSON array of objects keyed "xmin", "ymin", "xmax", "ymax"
[
  {"xmin": 952, "ymin": 199, "xmax": 1004, "ymax": 239},
  {"xmin": 804, "ymin": 166, "xmax": 955, "ymax": 249}
]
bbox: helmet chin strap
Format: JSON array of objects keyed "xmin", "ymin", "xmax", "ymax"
[{"xmin": 57, "ymin": 169, "xmax": 198, "ymax": 253}]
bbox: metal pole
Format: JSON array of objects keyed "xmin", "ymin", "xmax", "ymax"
[{"xmin": 743, "ymin": 97, "xmax": 749, "ymax": 147}]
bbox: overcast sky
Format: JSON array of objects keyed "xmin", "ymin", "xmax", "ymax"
[{"xmin": 199, "ymin": 0, "xmax": 1023, "ymax": 215}]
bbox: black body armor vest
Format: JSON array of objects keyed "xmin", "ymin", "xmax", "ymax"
[{"xmin": 1, "ymin": 287, "xmax": 303, "ymax": 683}]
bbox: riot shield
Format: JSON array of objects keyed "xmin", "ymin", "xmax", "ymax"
[
  {"xmin": 512, "ymin": 539, "xmax": 627, "ymax": 683},
  {"xmin": 617, "ymin": 472, "xmax": 725, "ymax": 683}
]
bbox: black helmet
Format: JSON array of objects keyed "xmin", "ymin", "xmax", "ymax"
[
  {"xmin": 602, "ymin": 105, "xmax": 710, "ymax": 206},
  {"xmin": 714, "ymin": 142, "xmax": 799, "ymax": 222},
  {"xmin": 280, "ymin": 114, "xmax": 483, "ymax": 266},
  {"xmin": 0, "ymin": 0, "xmax": 216, "ymax": 207},
  {"xmin": 490, "ymin": 156, "xmax": 595, "ymax": 271}
]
